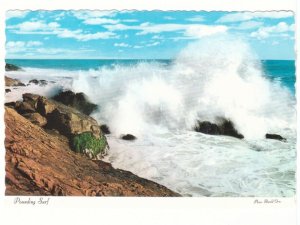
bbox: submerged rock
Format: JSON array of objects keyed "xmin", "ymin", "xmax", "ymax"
[
  {"xmin": 265, "ymin": 133, "xmax": 287, "ymax": 142},
  {"xmin": 53, "ymin": 90, "xmax": 98, "ymax": 115},
  {"xmin": 5, "ymin": 76, "xmax": 25, "ymax": 86},
  {"xmin": 5, "ymin": 63, "xmax": 21, "ymax": 71},
  {"xmin": 194, "ymin": 121, "xmax": 220, "ymax": 135},
  {"xmin": 121, "ymin": 134, "xmax": 137, "ymax": 141},
  {"xmin": 219, "ymin": 120, "xmax": 244, "ymax": 139},
  {"xmin": 194, "ymin": 119, "xmax": 244, "ymax": 139},
  {"xmin": 100, "ymin": 124, "xmax": 111, "ymax": 134},
  {"xmin": 29, "ymin": 79, "xmax": 48, "ymax": 86}
]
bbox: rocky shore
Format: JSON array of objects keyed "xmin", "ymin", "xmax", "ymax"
[{"xmin": 4, "ymin": 68, "xmax": 179, "ymax": 196}]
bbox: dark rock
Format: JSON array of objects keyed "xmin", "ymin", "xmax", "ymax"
[
  {"xmin": 28, "ymin": 79, "xmax": 48, "ymax": 86},
  {"xmin": 194, "ymin": 119, "xmax": 244, "ymax": 139},
  {"xmin": 5, "ymin": 63, "xmax": 21, "ymax": 71},
  {"xmin": 100, "ymin": 124, "xmax": 111, "ymax": 134},
  {"xmin": 5, "ymin": 102, "xmax": 17, "ymax": 109},
  {"xmin": 52, "ymin": 90, "xmax": 97, "ymax": 115},
  {"xmin": 121, "ymin": 134, "xmax": 136, "ymax": 141},
  {"xmin": 5, "ymin": 76, "xmax": 25, "ymax": 86},
  {"xmin": 265, "ymin": 134, "xmax": 287, "ymax": 142},
  {"xmin": 219, "ymin": 120, "xmax": 244, "ymax": 139},
  {"xmin": 5, "ymin": 89, "xmax": 11, "ymax": 93},
  {"xmin": 194, "ymin": 121, "xmax": 220, "ymax": 135}
]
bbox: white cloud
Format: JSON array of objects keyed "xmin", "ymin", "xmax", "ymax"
[
  {"xmin": 184, "ymin": 25, "xmax": 228, "ymax": 38},
  {"xmin": 6, "ymin": 10, "xmax": 29, "ymax": 20},
  {"xmin": 72, "ymin": 10, "xmax": 119, "ymax": 25},
  {"xmin": 72, "ymin": 11, "xmax": 116, "ymax": 20},
  {"xmin": 27, "ymin": 41, "xmax": 43, "ymax": 47},
  {"xmin": 146, "ymin": 42, "xmax": 160, "ymax": 47},
  {"xmin": 217, "ymin": 11, "xmax": 293, "ymax": 23},
  {"xmin": 57, "ymin": 29, "xmax": 116, "ymax": 41},
  {"xmin": 83, "ymin": 18, "xmax": 120, "ymax": 25},
  {"xmin": 164, "ymin": 16, "xmax": 175, "ymax": 20},
  {"xmin": 8, "ymin": 21, "xmax": 61, "ymax": 32},
  {"xmin": 133, "ymin": 45, "xmax": 143, "ymax": 49},
  {"xmin": 123, "ymin": 19, "xmax": 138, "ymax": 23},
  {"xmin": 152, "ymin": 35, "xmax": 163, "ymax": 39},
  {"xmin": 8, "ymin": 20, "xmax": 118, "ymax": 41},
  {"xmin": 271, "ymin": 41, "xmax": 279, "ymax": 46},
  {"xmin": 250, "ymin": 22, "xmax": 294, "ymax": 39},
  {"xmin": 186, "ymin": 16, "xmax": 205, "ymax": 22},
  {"xmin": 234, "ymin": 21, "xmax": 263, "ymax": 30},
  {"xmin": 6, "ymin": 41, "xmax": 44, "ymax": 53},
  {"xmin": 104, "ymin": 23, "xmax": 227, "ymax": 39},
  {"xmin": 114, "ymin": 42, "xmax": 131, "ymax": 47}
]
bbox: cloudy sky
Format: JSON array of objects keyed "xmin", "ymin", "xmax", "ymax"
[{"xmin": 5, "ymin": 10, "xmax": 295, "ymax": 59}]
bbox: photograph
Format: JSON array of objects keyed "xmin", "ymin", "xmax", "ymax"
[{"xmin": 4, "ymin": 10, "xmax": 296, "ymax": 197}]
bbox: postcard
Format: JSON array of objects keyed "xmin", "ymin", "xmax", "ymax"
[{"xmin": 1, "ymin": 1, "xmax": 298, "ymax": 225}]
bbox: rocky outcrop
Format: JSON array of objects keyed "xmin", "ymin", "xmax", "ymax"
[
  {"xmin": 5, "ymin": 63, "xmax": 21, "ymax": 71},
  {"xmin": 100, "ymin": 124, "xmax": 111, "ymax": 134},
  {"xmin": 5, "ymin": 76, "xmax": 25, "ymax": 87},
  {"xmin": 121, "ymin": 134, "xmax": 137, "ymax": 141},
  {"xmin": 8, "ymin": 93, "xmax": 107, "ymax": 160},
  {"xmin": 194, "ymin": 119, "xmax": 244, "ymax": 139},
  {"xmin": 53, "ymin": 90, "xmax": 97, "ymax": 115},
  {"xmin": 5, "ymin": 107, "xmax": 179, "ymax": 196},
  {"xmin": 29, "ymin": 79, "xmax": 48, "ymax": 86},
  {"xmin": 265, "ymin": 133, "xmax": 287, "ymax": 142}
]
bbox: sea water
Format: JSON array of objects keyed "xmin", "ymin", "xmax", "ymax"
[{"xmin": 5, "ymin": 39, "xmax": 296, "ymax": 197}]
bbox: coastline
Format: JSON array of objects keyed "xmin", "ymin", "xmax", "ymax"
[{"xmin": 4, "ymin": 73, "xmax": 180, "ymax": 196}]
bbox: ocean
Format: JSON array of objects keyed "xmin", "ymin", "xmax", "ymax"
[{"xmin": 5, "ymin": 51, "xmax": 296, "ymax": 196}]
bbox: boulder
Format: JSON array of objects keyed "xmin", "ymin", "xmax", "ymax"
[
  {"xmin": 36, "ymin": 96, "xmax": 57, "ymax": 116},
  {"xmin": 5, "ymin": 76, "xmax": 25, "ymax": 86},
  {"xmin": 100, "ymin": 124, "xmax": 111, "ymax": 134},
  {"xmin": 265, "ymin": 133, "xmax": 287, "ymax": 142},
  {"xmin": 38, "ymin": 97, "xmax": 102, "ymax": 139},
  {"xmin": 22, "ymin": 113, "xmax": 47, "ymax": 127},
  {"xmin": 52, "ymin": 90, "xmax": 97, "ymax": 115},
  {"xmin": 22, "ymin": 93, "xmax": 40, "ymax": 109},
  {"xmin": 219, "ymin": 120, "xmax": 244, "ymax": 139},
  {"xmin": 15, "ymin": 102, "xmax": 36, "ymax": 114},
  {"xmin": 121, "ymin": 134, "xmax": 136, "ymax": 141},
  {"xmin": 5, "ymin": 63, "xmax": 21, "ymax": 71},
  {"xmin": 194, "ymin": 121, "xmax": 220, "ymax": 135},
  {"xmin": 194, "ymin": 119, "xmax": 244, "ymax": 139}
]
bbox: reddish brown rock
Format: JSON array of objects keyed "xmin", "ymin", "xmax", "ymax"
[
  {"xmin": 5, "ymin": 107, "xmax": 179, "ymax": 196},
  {"xmin": 22, "ymin": 113, "xmax": 47, "ymax": 127},
  {"xmin": 5, "ymin": 76, "xmax": 25, "ymax": 86}
]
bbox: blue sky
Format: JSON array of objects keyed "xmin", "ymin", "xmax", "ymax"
[{"xmin": 5, "ymin": 10, "xmax": 295, "ymax": 59}]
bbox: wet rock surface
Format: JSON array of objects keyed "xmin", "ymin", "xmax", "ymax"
[
  {"xmin": 194, "ymin": 119, "xmax": 244, "ymax": 139},
  {"xmin": 265, "ymin": 133, "xmax": 287, "ymax": 142},
  {"xmin": 53, "ymin": 90, "xmax": 97, "ymax": 115},
  {"xmin": 5, "ymin": 107, "xmax": 179, "ymax": 196},
  {"xmin": 5, "ymin": 76, "xmax": 25, "ymax": 87}
]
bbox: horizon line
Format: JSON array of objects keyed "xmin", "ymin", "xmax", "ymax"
[{"xmin": 5, "ymin": 58, "xmax": 296, "ymax": 61}]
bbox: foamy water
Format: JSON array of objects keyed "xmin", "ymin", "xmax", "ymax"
[{"xmin": 5, "ymin": 38, "xmax": 296, "ymax": 196}]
